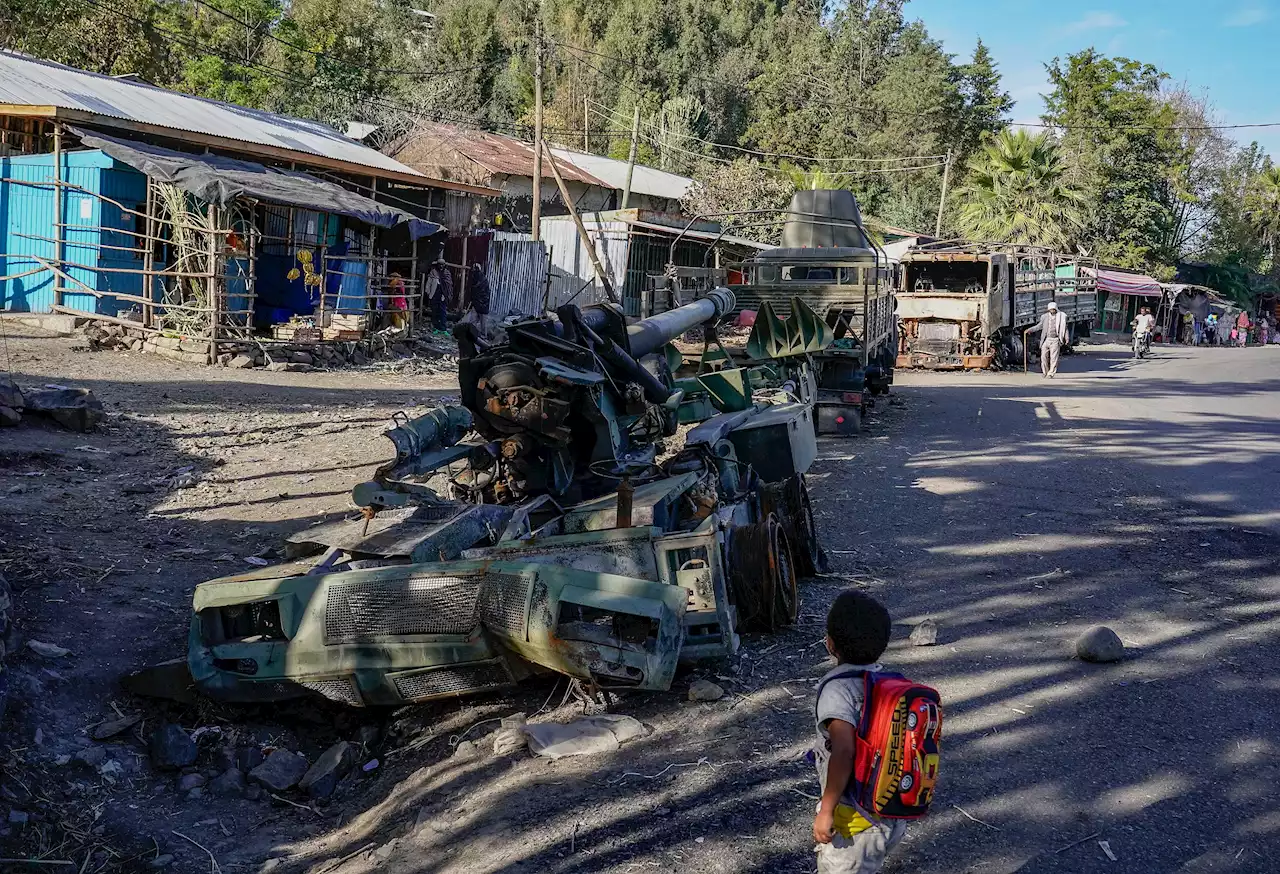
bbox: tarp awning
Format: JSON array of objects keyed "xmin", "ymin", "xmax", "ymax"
[
  {"xmin": 71, "ymin": 128, "xmax": 444, "ymax": 240},
  {"xmin": 1094, "ymin": 268, "xmax": 1162, "ymax": 298}
]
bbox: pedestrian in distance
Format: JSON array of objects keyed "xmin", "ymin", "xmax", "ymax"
[
  {"xmin": 468, "ymin": 263, "xmax": 492, "ymax": 338},
  {"xmin": 1031, "ymin": 300, "xmax": 1069, "ymax": 378}
]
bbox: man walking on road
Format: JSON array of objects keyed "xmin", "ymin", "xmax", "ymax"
[{"xmin": 1033, "ymin": 301, "xmax": 1069, "ymax": 378}]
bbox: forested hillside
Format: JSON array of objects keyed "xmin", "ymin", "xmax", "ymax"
[{"xmin": 2, "ymin": 0, "xmax": 1277, "ymax": 289}]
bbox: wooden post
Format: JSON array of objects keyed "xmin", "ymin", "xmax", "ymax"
[
  {"xmin": 52, "ymin": 122, "xmax": 65, "ymax": 307},
  {"xmin": 934, "ymin": 149, "xmax": 952, "ymax": 238},
  {"xmin": 207, "ymin": 202, "xmax": 218, "ymax": 364},
  {"xmin": 583, "ymin": 96, "xmax": 590, "ymax": 152},
  {"xmin": 622, "ymin": 104, "xmax": 639, "ymax": 210},
  {"xmin": 531, "ymin": 12, "xmax": 544, "ymax": 242},
  {"xmin": 410, "ymin": 235, "xmax": 420, "ymax": 329},
  {"xmin": 542, "ymin": 140, "xmax": 617, "ymax": 303},
  {"xmin": 459, "ymin": 233, "xmax": 470, "ymax": 310},
  {"xmin": 247, "ymin": 210, "xmax": 257, "ymax": 334},
  {"xmin": 142, "ymin": 177, "xmax": 155, "ymax": 327}
]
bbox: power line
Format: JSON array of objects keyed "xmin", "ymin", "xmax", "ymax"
[
  {"xmin": 181, "ymin": 0, "xmax": 488, "ymax": 77},
  {"xmin": 74, "ymin": 0, "xmax": 631, "ymax": 143},
  {"xmin": 558, "ymin": 38, "xmax": 1280, "ymax": 135},
  {"xmin": 587, "ymin": 97, "xmax": 945, "ymax": 165}
]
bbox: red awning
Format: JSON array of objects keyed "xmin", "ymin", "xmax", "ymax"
[{"xmin": 1094, "ymin": 269, "xmax": 1162, "ymax": 298}]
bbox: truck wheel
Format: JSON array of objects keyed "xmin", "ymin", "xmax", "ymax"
[
  {"xmin": 760, "ymin": 476, "xmax": 826, "ymax": 577},
  {"xmin": 728, "ymin": 516, "xmax": 798, "ymax": 633}
]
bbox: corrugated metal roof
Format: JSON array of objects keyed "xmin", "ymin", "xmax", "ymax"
[
  {"xmin": 0, "ymin": 51, "xmax": 494, "ymax": 193},
  {"xmin": 394, "ymin": 122, "xmax": 607, "ymax": 187},
  {"xmin": 548, "ymin": 147, "xmax": 692, "ymax": 201}
]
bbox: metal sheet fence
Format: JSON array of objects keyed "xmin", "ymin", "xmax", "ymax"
[{"xmin": 487, "ymin": 232, "xmax": 548, "ymax": 319}]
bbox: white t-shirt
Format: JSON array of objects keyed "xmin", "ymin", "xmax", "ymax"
[{"xmin": 1135, "ymin": 313, "xmax": 1155, "ymax": 333}]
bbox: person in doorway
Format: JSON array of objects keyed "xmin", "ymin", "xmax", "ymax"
[
  {"xmin": 1237, "ymin": 311, "xmax": 1251, "ymax": 346},
  {"xmin": 811, "ymin": 590, "xmax": 905, "ymax": 874},
  {"xmin": 1032, "ymin": 301, "xmax": 1069, "ymax": 378},
  {"xmin": 386, "ymin": 272, "xmax": 408, "ymax": 330},
  {"xmin": 1261, "ymin": 319, "xmax": 1271, "ymax": 346},
  {"xmin": 424, "ymin": 259, "xmax": 452, "ymax": 331},
  {"xmin": 468, "ymin": 263, "xmax": 492, "ymax": 338}
]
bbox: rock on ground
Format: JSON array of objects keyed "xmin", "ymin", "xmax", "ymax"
[
  {"xmin": 249, "ymin": 750, "xmax": 309, "ymax": 792},
  {"xmin": 0, "ymin": 375, "xmax": 23, "ymax": 409},
  {"xmin": 149, "ymin": 724, "xmax": 197, "ymax": 770},
  {"xmin": 208, "ymin": 767, "xmax": 247, "ymax": 798},
  {"xmin": 0, "ymin": 406, "xmax": 20, "ymax": 427},
  {"xmin": 227, "ymin": 354, "xmax": 255, "ymax": 369},
  {"xmin": 298, "ymin": 741, "xmax": 355, "ymax": 799},
  {"xmin": 23, "ymin": 387, "xmax": 104, "ymax": 432},
  {"xmin": 909, "ymin": 619, "xmax": 939, "ymax": 646},
  {"xmin": 1076, "ymin": 625, "xmax": 1125, "ymax": 663},
  {"xmin": 688, "ymin": 679, "xmax": 725, "ymax": 702}
]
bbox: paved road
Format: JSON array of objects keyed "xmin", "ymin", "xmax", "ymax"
[{"xmin": 814, "ymin": 343, "xmax": 1280, "ymax": 873}]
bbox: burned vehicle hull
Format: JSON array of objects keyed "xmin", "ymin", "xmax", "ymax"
[{"xmin": 176, "ymin": 288, "xmax": 826, "ymax": 708}]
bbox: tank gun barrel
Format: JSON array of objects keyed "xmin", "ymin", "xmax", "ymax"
[{"xmin": 625, "ymin": 287, "xmax": 736, "ymax": 359}]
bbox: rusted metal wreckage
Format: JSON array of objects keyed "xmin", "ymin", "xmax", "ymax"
[
  {"xmin": 133, "ymin": 191, "xmax": 893, "ymax": 709},
  {"xmin": 171, "ymin": 285, "xmax": 835, "ymax": 708}
]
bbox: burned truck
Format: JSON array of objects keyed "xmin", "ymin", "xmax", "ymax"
[
  {"xmin": 896, "ymin": 243, "xmax": 1098, "ymax": 369},
  {"xmin": 175, "ymin": 288, "xmax": 825, "ymax": 708},
  {"xmin": 663, "ymin": 190, "xmax": 898, "ymax": 434}
]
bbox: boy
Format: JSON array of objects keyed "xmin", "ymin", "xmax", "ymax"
[{"xmin": 812, "ymin": 590, "xmax": 906, "ymax": 874}]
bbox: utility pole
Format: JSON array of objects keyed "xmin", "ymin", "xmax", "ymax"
[
  {"xmin": 583, "ymin": 95, "xmax": 589, "ymax": 152},
  {"xmin": 621, "ymin": 103, "xmax": 639, "ymax": 210},
  {"xmin": 531, "ymin": 9, "xmax": 544, "ymax": 241},
  {"xmin": 935, "ymin": 148, "xmax": 952, "ymax": 238}
]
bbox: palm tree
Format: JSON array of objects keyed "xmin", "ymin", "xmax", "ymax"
[
  {"xmin": 1247, "ymin": 165, "xmax": 1280, "ymax": 267},
  {"xmin": 952, "ymin": 129, "xmax": 1085, "ymax": 249}
]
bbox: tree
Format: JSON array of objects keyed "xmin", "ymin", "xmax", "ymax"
[
  {"xmin": 956, "ymin": 39, "xmax": 1013, "ymax": 157},
  {"xmin": 952, "ymin": 129, "xmax": 1084, "ymax": 248},
  {"xmin": 1042, "ymin": 49, "xmax": 1178, "ymax": 270},
  {"xmin": 681, "ymin": 158, "xmax": 794, "ymax": 244}
]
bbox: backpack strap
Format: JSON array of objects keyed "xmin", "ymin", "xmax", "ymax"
[{"xmin": 813, "ymin": 665, "xmax": 867, "ymax": 728}]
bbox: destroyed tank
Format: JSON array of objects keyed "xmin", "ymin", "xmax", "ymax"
[{"xmin": 149, "ymin": 290, "xmax": 828, "ymax": 708}]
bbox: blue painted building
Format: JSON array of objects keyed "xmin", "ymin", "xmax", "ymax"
[{"xmin": 0, "ymin": 149, "xmax": 146, "ymax": 314}]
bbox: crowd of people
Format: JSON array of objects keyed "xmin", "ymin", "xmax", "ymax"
[{"xmin": 1158, "ymin": 309, "xmax": 1278, "ymax": 347}]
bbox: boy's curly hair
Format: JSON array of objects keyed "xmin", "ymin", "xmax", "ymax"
[{"xmin": 826, "ymin": 590, "xmax": 891, "ymax": 665}]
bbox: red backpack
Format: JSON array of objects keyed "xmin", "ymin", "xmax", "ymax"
[{"xmin": 817, "ymin": 668, "xmax": 943, "ymax": 820}]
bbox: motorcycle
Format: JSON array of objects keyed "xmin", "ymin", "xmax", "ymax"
[{"xmin": 1132, "ymin": 329, "xmax": 1151, "ymax": 359}]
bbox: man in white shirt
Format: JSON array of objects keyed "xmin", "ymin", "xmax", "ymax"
[{"xmin": 1033, "ymin": 301, "xmax": 1069, "ymax": 378}]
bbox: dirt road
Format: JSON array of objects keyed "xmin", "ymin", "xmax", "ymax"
[{"xmin": 2, "ymin": 331, "xmax": 1278, "ymax": 873}]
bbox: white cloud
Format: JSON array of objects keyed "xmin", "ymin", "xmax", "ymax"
[
  {"xmin": 1224, "ymin": 5, "xmax": 1269, "ymax": 27},
  {"xmin": 1063, "ymin": 11, "xmax": 1128, "ymax": 34}
]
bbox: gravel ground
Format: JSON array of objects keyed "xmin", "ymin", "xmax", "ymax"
[{"xmin": 2, "ymin": 328, "xmax": 1279, "ymax": 874}]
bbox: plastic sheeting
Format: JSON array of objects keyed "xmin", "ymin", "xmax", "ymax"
[{"xmin": 71, "ymin": 128, "xmax": 444, "ymax": 240}]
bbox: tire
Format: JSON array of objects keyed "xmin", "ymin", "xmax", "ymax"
[{"xmin": 728, "ymin": 516, "xmax": 798, "ymax": 633}]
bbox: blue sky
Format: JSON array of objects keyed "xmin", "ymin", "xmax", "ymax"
[{"xmin": 906, "ymin": 0, "xmax": 1280, "ymax": 156}]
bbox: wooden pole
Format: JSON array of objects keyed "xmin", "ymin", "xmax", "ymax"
[
  {"xmin": 935, "ymin": 149, "xmax": 952, "ymax": 238},
  {"xmin": 583, "ymin": 96, "xmax": 590, "ymax": 152},
  {"xmin": 142, "ymin": 178, "xmax": 155, "ymax": 327},
  {"xmin": 52, "ymin": 122, "xmax": 64, "ymax": 307},
  {"xmin": 531, "ymin": 12, "xmax": 544, "ymax": 241},
  {"xmin": 541, "ymin": 140, "xmax": 617, "ymax": 303},
  {"xmin": 207, "ymin": 202, "xmax": 218, "ymax": 364},
  {"xmin": 621, "ymin": 104, "xmax": 639, "ymax": 210}
]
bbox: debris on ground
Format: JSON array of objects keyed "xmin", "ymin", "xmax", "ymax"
[
  {"xmin": 909, "ymin": 618, "xmax": 940, "ymax": 646},
  {"xmin": 688, "ymin": 679, "xmax": 726, "ymax": 702},
  {"xmin": 26, "ymin": 639, "xmax": 71, "ymax": 658},
  {"xmin": 249, "ymin": 749, "xmax": 310, "ymax": 792},
  {"xmin": 23, "ymin": 386, "xmax": 104, "ymax": 432},
  {"xmin": 150, "ymin": 723, "xmax": 198, "ymax": 770},
  {"xmin": 492, "ymin": 713, "xmax": 529, "ymax": 756},
  {"xmin": 1076, "ymin": 625, "xmax": 1125, "ymax": 663},
  {"xmin": 523, "ymin": 715, "xmax": 647, "ymax": 760},
  {"xmin": 298, "ymin": 741, "xmax": 355, "ymax": 799}
]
